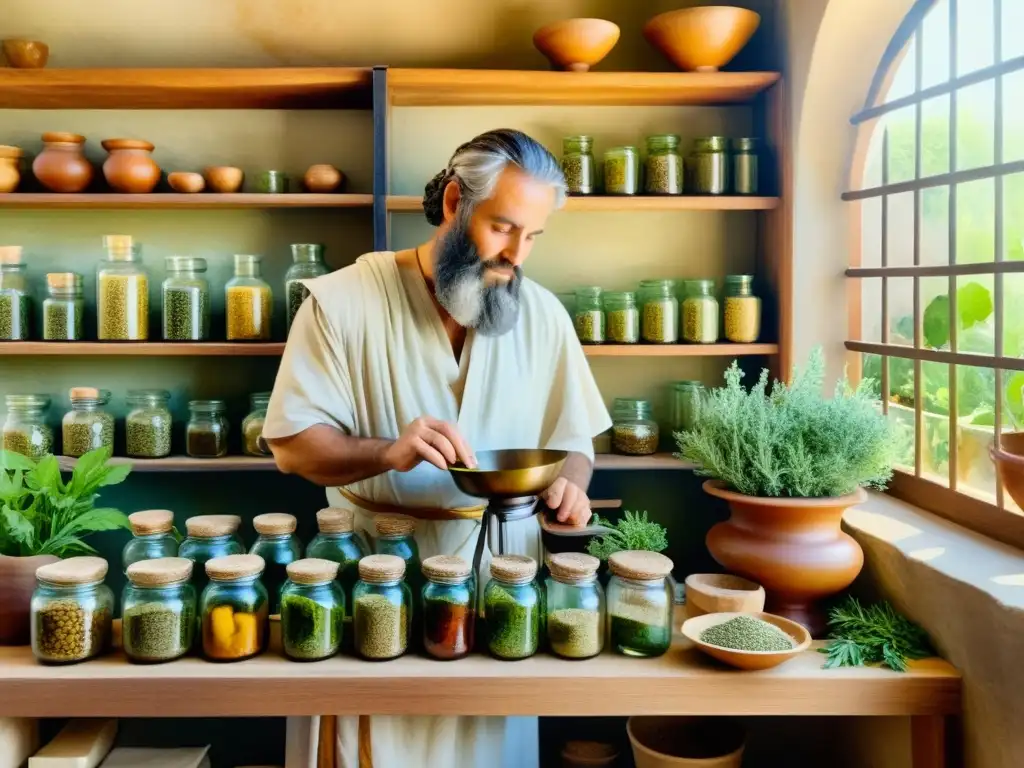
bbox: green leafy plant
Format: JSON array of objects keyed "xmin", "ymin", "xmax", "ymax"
[
  {"xmin": 675, "ymin": 348, "xmax": 899, "ymax": 498},
  {"xmin": 0, "ymin": 447, "xmax": 132, "ymax": 557},
  {"xmin": 819, "ymin": 596, "xmax": 933, "ymax": 673},
  {"xmin": 586, "ymin": 511, "xmax": 668, "ymax": 561}
]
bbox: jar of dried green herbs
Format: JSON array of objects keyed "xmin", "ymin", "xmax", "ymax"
[
  {"xmin": 226, "ymin": 254, "xmax": 272, "ymax": 341},
  {"xmin": 97, "ymin": 235, "xmax": 149, "ymax": 341},
  {"xmin": 731, "ymin": 137, "xmax": 759, "ymax": 195},
  {"xmin": 125, "ymin": 389, "xmax": 172, "ymax": 458},
  {"xmin": 281, "ymin": 558, "xmax": 345, "ymax": 661},
  {"xmin": 353, "ymin": 554, "xmax": 411, "ymax": 661},
  {"xmin": 42, "ymin": 272, "xmax": 84, "ymax": 341},
  {"xmin": 0, "ymin": 245, "xmax": 30, "ymax": 341},
  {"xmin": 179, "ymin": 515, "xmax": 245, "ymax": 597},
  {"xmin": 242, "ymin": 391, "xmax": 271, "ymax": 456},
  {"xmin": 484, "ymin": 554, "xmax": 541, "ymax": 661},
  {"xmin": 603, "ymin": 146, "xmax": 639, "ymax": 195},
  {"xmin": 561, "ymin": 135, "xmax": 595, "ymax": 195},
  {"xmin": 61, "ymin": 387, "xmax": 114, "ymax": 458},
  {"xmin": 123, "ymin": 509, "xmax": 179, "ymax": 571},
  {"xmin": 162, "ymin": 255, "xmax": 210, "ymax": 342},
  {"xmin": 682, "ymin": 279, "xmax": 719, "ymax": 343},
  {"xmin": 306, "ymin": 507, "xmax": 370, "ymax": 648},
  {"xmin": 611, "ymin": 397, "xmax": 659, "ymax": 456},
  {"xmin": 122, "ymin": 557, "xmax": 196, "ymax": 663},
  {"xmin": 2, "ymin": 393, "xmax": 52, "ymax": 458},
  {"xmin": 640, "ymin": 279, "xmax": 679, "ymax": 344},
  {"xmin": 31, "ymin": 556, "xmax": 113, "ymax": 664},
  {"xmin": 669, "ymin": 380, "xmax": 704, "ymax": 434},
  {"xmin": 546, "ymin": 553, "xmax": 604, "ymax": 660},
  {"xmin": 603, "ymin": 291, "xmax": 638, "ymax": 344},
  {"xmin": 606, "ymin": 550, "xmax": 673, "ymax": 658},
  {"xmin": 644, "ymin": 134, "xmax": 683, "ymax": 195},
  {"xmin": 185, "ymin": 399, "xmax": 228, "ymax": 458},
  {"xmin": 687, "ymin": 137, "xmax": 729, "ymax": 195},
  {"xmin": 573, "ymin": 286, "xmax": 605, "ymax": 344},
  {"xmin": 250, "ymin": 512, "xmax": 303, "ymax": 616},
  {"xmin": 285, "ymin": 244, "xmax": 329, "ymax": 332},
  {"xmin": 723, "ymin": 274, "xmax": 761, "ymax": 343}
]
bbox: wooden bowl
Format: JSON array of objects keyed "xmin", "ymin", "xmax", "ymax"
[
  {"xmin": 990, "ymin": 432, "xmax": 1024, "ymax": 509},
  {"xmin": 203, "ymin": 166, "xmax": 244, "ymax": 193},
  {"xmin": 533, "ymin": 19, "xmax": 620, "ymax": 72},
  {"xmin": 643, "ymin": 6, "xmax": 760, "ymax": 72},
  {"xmin": 684, "ymin": 573, "xmax": 765, "ymax": 619},
  {"xmin": 2, "ymin": 39, "xmax": 49, "ymax": 69},
  {"xmin": 303, "ymin": 163, "xmax": 344, "ymax": 192},
  {"xmin": 681, "ymin": 611, "xmax": 811, "ymax": 671},
  {"xmin": 168, "ymin": 171, "xmax": 206, "ymax": 194}
]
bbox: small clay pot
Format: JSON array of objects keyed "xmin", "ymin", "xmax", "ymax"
[
  {"xmin": 2, "ymin": 39, "xmax": 49, "ymax": 69},
  {"xmin": 303, "ymin": 163, "xmax": 344, "ymax": 193},
  {"xmin": 0, "ymin": 145, "xmax": 23, "ymax": 193},
  {"xmin": 32, "ymin": 132, "xmax": 94, "ymax": 193},
  {"xmin": 168, "ymin": 171, "xmax": 205, "ymax": 193},
  {"xmin": 204, "ymin": 166, "xmax": 244, "ymax": 193},
  {"xmin": 101, "ymin": 139, "xmax": 161, "ymax": 194}
]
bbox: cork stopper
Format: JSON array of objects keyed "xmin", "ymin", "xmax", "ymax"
[
  {"xmin": 358, "ymin": 554, "xmax": 406, "ymax": 584},
  {"xmin": 46, "ymin": 272, "xmax": 82, "ymax": 291},
  {"xmin": 317, "ymin": 507, "xmax": 354, "ymax": 534},
  {"xmin": 0, "ymin": 246, "xmax": 23, "ymax": 265},
  {"xmin": 103, "ymin": 234, "xmax": 136, "ymax": 261},
  {"xmin": 489, "ymin": 554, "xmax": 538, "ymax": 585},
  {"xmin": 253, "ymin": 513, "xmax": 297, "ymax": 536},
  {"xmin": 286, "ymin": 558, "xmax": 340, "ymax": 585},
  {"xmin": 129, "ymin": 509, "xmax": 174, "ymax": 536},
  {"xmin": 422, "ymin": 555, "xmax": 471, "ymax": 582},
  {"xmin": 126, "ymin": 557, "xmax": 193, "ymax": 587},
  {"xmin": 374, "ymin": 513, "xmax": 416, "ymax": 537},
  {"xmin": 206, "ymin": 554, "xmax": 264, "ymax": 581},
  {"xmin": 185, "ymin": 514, "xmax": 241, "ymax": 538},
  {"xmin": 69, "ymin": 387, "xmax": 101, "ymax": 401},
  {"xmin": 608, "ymin": 550, "xmax": 674, "ymax": 581},
  {"xmin": 36, "ymin": 556, "xmax": 108, "ymax": 586},
  {"xmin": 548, "ymin": 552, "xmax": 600, "ymax": 583}
]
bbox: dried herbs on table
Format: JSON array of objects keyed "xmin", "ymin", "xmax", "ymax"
[{"xmin": 819, "ymin": 596, "xmax": 933, "ymax": 672}]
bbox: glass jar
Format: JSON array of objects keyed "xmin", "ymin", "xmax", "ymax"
[
  {"xmin": 731, "ymin": 138, "xmax": 759, "ymax": 195},
  {"xmin": 374, "ymin": 514, "xmax": 423, "ymax": 638},
  {"xmin": 242, "ymin": 391, "xmax": 271, "ymax": 456},
  {"xmin": 561, "ymin": 135, "xmax": 595, "ymax": 196},
  {"xmin": 97, "ymin": 235, "xmax": 149, "ymax": 341},
  {"xmin": 723, "ymin": 274, "xmax": 762, "ymax": 343},
  {"xmin": 42, "ymin": 272, "xmax": 84, "ymax": 341},
  {"xmin": 285, "ymin": 244, "xmax": 329, "ymax": 331},
  {"xmin": 61, "ymin": 387, "xmax": 114, "ymax": 458},
  {"xmin": 604, "ymin": 291, "xmax": 639, "ymax": 344},
  {"xmin": 123, "ymin": 509, "xmax": 179, "ymax": 572},
  {"xmin": 31, "ymin": 557, "xmax": 113, "ymax": 664},
  {"xmin": 200, "ymin": 554, "xmax": 269, "ymax": 662},
  {"xmin": 421, "ymin": 555, "xmax": 475, "ymax": 661},
  {"xmin": 125, "ymin": 389, "xmax": 172, "ymax": 458},
  {"xmin": 353, "ymin": 554, "xmax": 411, "ymax": 660},
  {"xmin": 644, "ymin": 134, "xmax": 683, "ymax": 195},
  {"xmin": 179, "ymin": 514, "xmax": 245, "ymax": 597},
  {"xmin": 307, "ymin": 507, "xmax": 370, "ymax": 647},
  {"xmin": 226, "ymin": 254, "xmax": 273, "ymax": 341},
  {"xmin": 606, "ymin": 550, "xmax": 674, "ymax": 657},
  {"xmin": 611, "ymin": 397, "xmax": 659, "ymax": 456},
  {"xmin": 603, "ymin": 146, "xmax": 639, "ymax": 195},
  {"xmin": 0, "ymin": 246, "xmax": 30, "ymax": 341},
  {"xmin": 249, "ymin": 513, "xmax": 302, "ymax": 615},
  {"xmin": 2, "ymin": 394, "xmax": 52, "ymax": 458},
  {"xmin": 122, "ymin": 557, "xmax": 196, "ymax": 663},
  {"xmin": 669, "ymin": 381, "xmax": 705, "ymax": 434},
  {"xmin": 687, "ymin": 137, "xmax": 729, "ymax": 195},
  {"xmin": 640, "ymin": 279, "xmax": 679, "ymax": 344},
  {"xmin": 573, "ymin": 286, "xmax": 605, "ymax": 344},
  {"xmin": 484, "ymin": 555, "xmax": 541, "ymax": 660},
  {"xmin": 162, "ymin": 255, "xmax": 210, "ymax": 342},
  {"xmin": 682, "ymin": 279, "xmax": 720, "ymax": 344},
  {"xmin": 545, "ymin": 553, "xmax": 604, "ymax": 660},
  {"xmin": 280, "ymin": 558, "xmax": 345, "ymax": 661},
  {"xmin": 186, "ymin": 400, "xmax": 228, "ymax": 459}
]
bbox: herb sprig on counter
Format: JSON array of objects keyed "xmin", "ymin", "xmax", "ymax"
[
  {"xmin": 819, "ymin": 596, "xmax": 933, "ymax": 672},
  {"xmin": 587, "ymin": 510, "xmax": 668, "ymax": 561}
]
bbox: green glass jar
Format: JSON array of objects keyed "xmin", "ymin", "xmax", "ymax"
[
  {"xmin": 606, "ymin": 550, "xmax": 673, "ymax": 658},
  {"xmin": 644, "ymin": 134, "xmax": 683, "ymax": 195},
  {"xmin": 61, "ymin": 387, "xmax": 114, "ymax": 458},
  {"xmin": 640, "ymin": 279, "xmax": 679, "ymax": 344},
  {"xmin": 123, "ymin": 509, "xmax": 179, "ymax": 572},
  {"xmin": 484, "ymin": 555, "xmax": 541, "ymax": 660},
  {"xmin": 561, "ymin": 135, "xmax": 595, "ymax": 195},
  {"xmin": 604, "ymin": 290, "xmax": 639, "ymax": 344},
  {"xmin": 255, "ymin": 170, "xmax": 289, "ymax": 194},
  {"xmin": 611, "ymin": 397, "xmax": 659, "ymax": 456},
  {"xmin": 687, "ymin": 137, "xmax": 729, "ymax": 195},
  {"xmin": 306, "ymin": 507, "xmax": 369, "ymax": 645},
  {"xmin": 162, "ymin": 255, "xmax": 210, "ymax": 342},
  {"xmin": 723, "ymin": 274, "xmax": 762, "ymax": 343},
  {"xmin": 285, "ymin": 244, "xmax": 329, "ymax": 331},
  {"xmin": 249, "ymin": 513, "xmax": 303, "ymax": 615},
  {"xmin": 353, "ymin": 554, "xmax": 412, "ymax": 660},
  {"xmin": 179, "ymin": 515, "xmax": 245, "ymax": 597},
  {"xmin": 682, "ymin": 279, "xmax": 720, "ymax": 343},
  {"xmin": 603, "ymin": 146, "xmax": 639, "ymax": 195},
  {"xmin": 546, "ymin": 553, "xmax": 604, "ymax": 660},
  {"xmin": 125, "ymin": 389, "xmax": 172, "ymax": 458},
  {"xmin": 280, "ymin": 558, "xmax": 345, "ymax": 661},
  {"xmin": 42, "ymin": 272, "xmax": 84, "ymax": 341},
  {"xmin": 200, "ymin": 554, "xmax": 269, "ymax": 662},
  {"xmin": 242, "ymin": 391, "xmax": 271, "ymax": 456},
  {"xmin": 122, "ymin": 557, "xmax": 196, "ymax": 664},
  {"xmin": 2, "ymin": 394, "xmax": 52, "ymax": 458},
  {"xmin": 186, "ymin": 399, "xmax": 228, "ymax": 459},
  {"xmin": 97, "ymin": 235, "xmax": 149, "ymax": 341},
  {"xmin": 421, "ymin": 554, "xmax": 475, "ymax": 661},
  {"xmin": 669, "ymin": 381, "xmax": 705, "ymax": 434},
  {"xmin": 0, "ymin": 246, "xmax": 30, "ymax": 341},
  {"xmin": 31, "ymin": 557, "xmax": 113, "ymax": 664},
  {"xmin": 731, "ymin": 138, "xmax": 759, "ymax": 195},
  {"xmin": 573, "ymin": 286, "xmax": 605, "ymax": 344}
]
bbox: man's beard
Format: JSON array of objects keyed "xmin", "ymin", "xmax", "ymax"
[{"xmin": 433, "ymin": 218, "xmax": 523, "ymax": 337}]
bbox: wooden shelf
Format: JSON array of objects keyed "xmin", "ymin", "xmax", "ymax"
[
  {"xmin": 387, "ymin": 69, "xmax": 781, "ymax": 107},
  {"xmin": 387, "ymin": 195, "xmax": 779, "ymax": 212},
  {"xmin": 0, "ymin": 68, "xmax": 372, "ymax": 109},
  {"xmin": 585, "ymin": 344, "xmax": 778, "ymax": 357},
  {"xmin": 0, "ymin": 193, "xmax": 373, "ymax": 210}
]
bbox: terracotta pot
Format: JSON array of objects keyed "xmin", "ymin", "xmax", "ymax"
[
  {"xmin": 990, "ymin": 431, "xmax": 1024, "ymax": 509},
  {"xmin": 303, "ymin": 163, "xmax": 343, "ymax": 193},
  {"xmin": 0, "ymin": 554, "xmax": 58, "ymax": 645},
  {"xmin": 32, "ymin": 132, "xmax": 94, "ymax": 193},
  {"xmin": 2, "ymin": 39, "xmax": 49, "ymax": 69},
  {"xmin": 628, "ymin": 716, "xmax": 744, "ymax": 768},
  {"xmin": 702, "ymin": 480, "xmax": 866, "ymax": 637},
  {"xmin": 102, "ymin": 139, "xmax": 161, "ymax": 193},
  {"xmin": 0, "ymin": 145, "xmax": 22, "ymax": 193}
]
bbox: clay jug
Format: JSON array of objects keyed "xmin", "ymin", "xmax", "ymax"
[
  {"xmin": 32, "ymin": 132, "xmax": 94, "ymax": 193},
  {"xmin": 0, "ymin": 554, "xmax": 59, "ymax": 645},
  {"xmin": 0, "ymin": 145, "xmax": 22, "ymax": 193},
  {"xmin": 102, "ymin": 139, "xmax": 161, "ymax": 193}
]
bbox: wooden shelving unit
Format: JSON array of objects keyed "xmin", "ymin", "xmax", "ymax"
[
  {"xmin": 386, "ymin": 194, "xmax": 780, "ymax": 212},
  {"xmin": 0, "ymin": 193, "xmax": 373, "ymax": 209}
]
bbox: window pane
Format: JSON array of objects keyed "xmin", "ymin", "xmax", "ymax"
[
  {"xmin": 887, "ymin": 191, "xmax": 916, "ymax": 267},
  {"xmin": 1004, "ymin": 272, "xmax": 1024, "ymax": 357},
  {"xmin": 1004, "ymin": 0, "xmax": 1024, "ymax": 61},
  {"xmin": 921, "ymin": 186, "xmax": 950, "ymax": 266},
  {"xmin": 886, "ymin": 106, "xmax": 917, "ymax": 184},
  {"xmin": 923, "ymin": 276, "xmax": 952, "ymax": 350},
  {"xmin": 889, "ymin": 277, "xmax": 915, "ymax": 345},
  {"xmin": 859, "ymin": 119, "xmax": 885, "ymax": 190},
  {"xmin": 886, "ymin": 36, "xmax": 917, "ymax": 103},
  {"xmin": 956, "ymin": 81, "xmax": 995, "ymax": 171},
  {"xmin": 957, "ymin": 276, "xmax": 995, "ymax": 355},
  {"xmin": 859, "ymin": 277, "xmax": 883, "ymax": 343},
  {"xmin": 1004, "ymin": 172, "xmax": 1024, "ymax": 262},
  {"xmin": 1005, "ymin": 74, "xmax": 1024, "ymax": 165},
  {"xmin": 921, "ymin": 361, "xmax": 952, "ymax": 487},
  {"xmin": 956, "ymin": 178, "xmax": 995, "ymax": 263},
  {"xmin": 957, "ymin": 365, "xmax": 997, "ymax": 500},
  {"xmin": 921, "ymin": 0, "xmax": 952, "ymax": 89},
  {"xmin": 887, "ymin": 356, "xmax": 917, "ymax": 472},
  {"xmin": 860, "ymin": 196, "xmax": 883, "ymax": 268},
  {"xmin": 922, "ymin": 94, "xmax": 951, "ymax": 178},
  {"xmin": 957, "ymin": 0, "xmax": 995, "ymax": 76}
]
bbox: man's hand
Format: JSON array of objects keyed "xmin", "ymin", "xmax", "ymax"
[
  {"xmin": 541, "ymin": 477, "xmax": 591, "ymax": 526},
  {"xmin": 383, "ymin": 416, "xmax": 476, "ymax": 472}
]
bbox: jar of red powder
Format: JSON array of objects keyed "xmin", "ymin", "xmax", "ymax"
[{"xmin": 421, "ymin": 555, "xmax": 475, "ymax": 661}]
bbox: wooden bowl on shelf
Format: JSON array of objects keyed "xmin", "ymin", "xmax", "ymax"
[
  {"xmin": 684, "ymin": 573, "xmax": 765, "ymax": 619},
  {"xmin": 681, "ymin": 611, "xmax": 811, "ymax": 671},
  {"xmin": 204, "ymin": 166, "xmax": 244, "ymax": 193},
  {"xmin": 168, "ymin": 172, "xmax": 206, "ymax": 193},
  {"xmin": 990, "ymin": 432, "xmax": 1024, "ymax": 509},
  {"xmin": 2, "ymin": 39, "xmax": 49, "ymax": 69},
  {"xmin": 643, "ymin": 6, "xmax": 760, "ymax": 72},
  {"xmin": 533, "ymin": 18, "xmax": 620, "ymax": 72}
]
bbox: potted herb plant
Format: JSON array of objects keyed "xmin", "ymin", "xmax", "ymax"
[
  {"xmin": 676, "ymin": 349, "xmax": 898, "ymax": 636},
  {"xmin": 0, "ymin": 447, "xmax": 131, "ymax": 645}
]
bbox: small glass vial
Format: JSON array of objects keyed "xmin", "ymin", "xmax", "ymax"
[
  {"xmin": 0, "ymin": 246, "xmax": 30, "ymax": 341},
  {"xmin": 484, "ymin": 555, "xmax": 541, "ymax": 660},
  {"xmin": 640, "ymin": 279, "xmax": 679, "ymax": 344},
  {"xmin": 561, "ymin": 135, "xmax": 595, "ymax": 195},
  {"xmin": 306, "ymin": 507, "xmax": 370, "ymax": 645},
  {"xmin": 126, "ymin": 389, "xmax": 172, "ymax": 458},
  {"xmin": 723, "ymin": 274, "xmax": 762, "ymax": 343},
  {"xmin": 186, "ymin": 399, "xmax": 228, "ymax": 459},
  {"xmin": 281, "ymin": 558, "xmax": 345, "ymax": 661},
  {"xmin": 644, "ymin": 134, "xmax": 683, "ymax": 195},
  {"xmin": 604, "ymin": 291, "xmax": 639, "ymax": 344},
  {"xmin": 31, "ymin": 557, "xmax": 113, "ymax": 664},
  {"xmin": 122, "ymin": 557, "xmax": 196, "ymax": 664},
  {"xmin": 669, "ymin": 380, "xmax": 705, "ymax": 434},
  {"xmin": 242, "ymin": 391, "xmax": 272, "ymax": 456},
  {"xmin": 731, "ymin": 138, "xmax": 759, "ymax": 195},
  {"xmin": 546, "ymin": 553, "xmax": 605, "ymax": 660},
  {"xmin": 123, "ymin": 509, "xmax": 179, "ymax": 572},
  {"xmin": 61, "ymin": 387, "xmax": 114, "ymax": 458},
  {"xmin": 611, "ymin": 397, "xmax": 659, "ymax": 456},
  {"xmin": 285, "ymin": 244, "xmax": 329, "ymax": 331},
  {"xmin": 42, "ymin": 272, "xmax": 84, "ymax": 341},
  {"xmin": 200, "ymin": 554, "xmax": 269, "ymax": 662},
  {"xmin": 606, "ymin": 550, "xmax": 674, "ymax": 658},
  {"xmin": 682, "ymin": 279, "xmax": 720, "ymax": 344},
  {"xmin": 422, "ymin": 555, "xmax": 475, "ymax": 661},
  {"xmin": 162, "ymin": 255, "xmax": 210, "ymax": 342},
  {"xmin": 353, "ymin": 554, "xmax": 412, "ymax": 661},
  {"xmin": 687, "ymin": 137, "xmax": 729, "ymax": 195},
  {"xmin": 573, "ymin": 286, "xmax": 605, "ymax": 344},
  {"xmin": 226, "ymin": 254, "xmax": 273, "ymax": 341},
  {"xmin": 97, "ymin": 235, "xmax": 149, "ymax": 341},
  {"xmin": 249, "ymin": 512, "xmax": 303, "ymax": 616},
  {"xmin": 2, "ymin": 393, "xmax": 53, "ymax": 458},
  {"xmin": 179, "ymin": 514, "xmax": 245, "ymax": 597},
  {"xmin": 603, "ymin": 146, "xmax": 639, "ymax": 195}
]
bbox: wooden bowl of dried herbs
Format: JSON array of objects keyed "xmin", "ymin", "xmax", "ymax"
[{"xmin": 681, "ymin": 611, "xmax": 811, "ymax": 671}]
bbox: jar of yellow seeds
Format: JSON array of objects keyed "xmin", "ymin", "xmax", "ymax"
[
  {"xmin": 97, "ymin": 235, "xmax": 149, "ymax": 341},
  {"xmin": 603, "ymin": 146, "xmax": 639, "ymax": 195},
  {"xmin": 226, "ymin": 254, "xmax": 272, "ymax": 341},
  {"xmin": 573, "ymin": 286, "xmax": 605, "ymax": 344},
  {"xmin": 603, "ymin": 291, "xmax": 638, "ymax": 344},
  {"xmin": 640, "ymin": 279, "xmax": 679, "ymax": 344},
  {"xmin": 682, "ymin": 279, "xmax": 719, "ymax": 344},
  {"xmin": 723, "ymin": 274, "xmax": 761, "ymax": 343},
  {"xmin": 61, "ymin": 387, "xmax": 114, "ymax": 458}
]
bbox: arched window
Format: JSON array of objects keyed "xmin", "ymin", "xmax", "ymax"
[{"xmin": 845, "ymin": 0, "xmax": 1024, "ymax": 544}]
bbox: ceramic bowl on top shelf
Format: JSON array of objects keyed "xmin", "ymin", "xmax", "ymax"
[
  {"xmin": 2, "ymin": 39, "xmax": 49, "ymax": 69},
  {"xmin": 533, "ymin": 18, "xmax": 620, "ymax": 72},
  {"xmin": 684, "ymin": 573, "xmax": 765, "ymax": 619},
  {"xmin": 304, "ymin": 163, "xmax": 344, "ymax": 193},
  {"xmin": 168, "ymin": 171, "xmax": 206, "ymax": 193},
  {"xmin": 204, "ymin": 166, "xmax": 244, "ymax": 193},
  {"xmin": 681, "ymin": 611, "xmax": 811, "ymax": 671},
  {"xmin": 643, "ymin": 6, "xmax": 760, "ymax": 72}
]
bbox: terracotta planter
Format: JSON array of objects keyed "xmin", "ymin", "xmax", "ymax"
[
  {"xmin": 102, "ymin": 139, "xmax": 161, "ymax": 193},
  {"xmin": 991, "ymin": 431, "xmax": 1024, "ymax": 509},
  {"xmin": 702, "ymin": 480, "xmax": 866, "ymax": 637},
  {"xmin": 32, "ymin": 132, "xmax": 94, "ymax": 193},
  {"xmin": 0, "ymin": 145, "xmax": 22, "ymax": 192},
  {"xmin": 0, "ymin": 554, "xmax": 58, "ymax": 645}
]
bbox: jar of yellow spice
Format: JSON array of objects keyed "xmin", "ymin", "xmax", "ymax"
[
  {"xmin": 200, "ymin": 553, "xmax": 268, "ymax": 662},
  {"xmin": 226, "ymin": 254, "xmax": 272, "ymax": 341},
  {"xmin": 97, "ymin": 235, "xmax": 149, "ymax": 341},
  {"xmin": 722, "ymin": 274, "xmax": 761, "ymax": 343}
]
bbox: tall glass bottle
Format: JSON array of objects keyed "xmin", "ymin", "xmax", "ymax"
[
  {"xmin": 162, "ymin": 255, "xmax": 210, "ymax": 341},
  {"xmin": 0, "ymin": 245, "xmax": 30, "ymax": 341},
  {"xmin": 97, "ymin": 235, "xmax": 149, "ymax": 341},
  {"xmin": 285, "ymin": 244, "xmax": 329, "ymax": 331},
  {"xmin": 226, "ymin": 254, "xmax": 272, "ymax": 341}
]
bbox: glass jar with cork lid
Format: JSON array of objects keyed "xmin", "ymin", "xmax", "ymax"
[
  {"xmin": 353, "ymin": 553, "xmax": 412, "ymax": 660},
  {"xmin": 61, "ymin": 387, "xmax": 114, "ymax": 458},
  {"xmin": 185, "ymin": 400, "xmax": 228, "ymax": 459},
  {"xmin": 573, "ymin": 286, "xmax": 605, "ymax": 344},
  {"xmin": 226, "ymin": 254, "xmax": 273, "ymax": 341},
  {"xmin": 306, "ymin": 507, "xmax": 370, "ymax": 636},
  {"xmin": 722, "ymin": 274, "xmax": 761, "ymax": 343},
  {"xmin": 162, "ymin": 256, "xmax": 210, "ymax": 342},
  {"xmin": 249, "ymin": 512, "xmax": 302, "ymax": 615},
  {"xmin": 2, "ymin": 394, "xmax": 52, "ymax": 458},
  {"xmin": 285, "ymin": 244, "xmax": 329, "ymax": 332},
  {"xmin": 0, "ymin": 245, "xmax": 30, "ymax": 341},
  {"xmin": 43, "ymin": 272, "xmax": 84, "ymax": 341},
  {"xmin": 606, "ymin": 550, "xmax": 674, "ymax": 658},
  {"xmin": 603, "ymin": 291, "xmax": 639, "ymax": 344},
  {"xmin": 561, "ymin": 135, "xmax": 595, "ymax": 195},
  {"xmin": 280, "ymin": 558, "xmax": 345, "ymax": 661},
  {"xmin": 97, "ymin": 235, "xmax": 149, "ymax": 341},
  {"xmin": 546, "ymin": 553, "xmax": 604, "ymax": 660},
  {"xmin": 644, "ymin": 134, "xmax": 683, "ymax": 195},
  {"xmin": 31, "ymin": 556, "xmax": 113, "ymax": 664},
  {"xmin": 122, "ymin": 557, "xmax": 196, "ymax": 664},
  {"xmin": 200, "ymin": 553, "xmax": 269, "ymax": 662},
  {"xmin": 179, "ymin": 514, "xmax": 245, "ymax": 597},
  {"xmin": 421, "ymin": 554, "xmax": 475, "ymax": 661},
  {"xmin": 682, "ymin": 279, "xmax": 720, "ymax": 344},
  {"xmin": 484, "ymin": 554, "xmax": 541, "ymax": 661},
  {"xmin": 611, "ymin": 397, "xmax": 659, "ymax": 456},
  {"xmin": 125, "ymin": 389, "xmax": 172, "ymax": 458},
  {"xmin": 123, "ymin": 509, "xmax": 179, "ymax": 571},
  {"xmin": 242, "ymin": 391, "xmax": 271, "ymax": 456}
]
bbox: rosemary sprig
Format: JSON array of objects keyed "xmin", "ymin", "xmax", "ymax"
[
  {"xmin": 586, "ymin": 510, "xmax": 668, "ymax": 561},
  {"xmin": 819, "ymin": 596, "xmax": 933, "ymax": 673}
]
